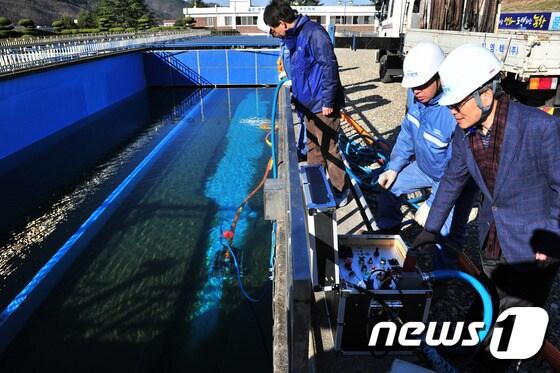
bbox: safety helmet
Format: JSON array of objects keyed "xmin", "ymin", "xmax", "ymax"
[
  {"xmin": 257, "ymin": 12, "xmax": 270, "ymax": 34},
  {"xmin": 438, "ymin": 44, "xmax": 503, "ymax": 106},
  {"xmin": 401, "ymin": 42, "xmax": 446, "ymax": 88}
]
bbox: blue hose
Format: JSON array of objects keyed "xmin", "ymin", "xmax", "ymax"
[
  {"xmin": 224, "ymin": 241, "xmax": 261, "ymax": 303},
  {"xmin": 339, "ymin": 133, "xmax": 388, "ymax": 189},
  {"xmin": 427, "ymin": 270, "xmax": 493, "ymax": 343},
  {"xmin": 270, "ymin": 77, "xmax": 290, "ymax": 179},
  {"xmin": 268, "ymin": 78, "xmax": 290, "ymax": 274}
]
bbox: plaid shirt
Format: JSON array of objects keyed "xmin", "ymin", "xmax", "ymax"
[{"xmin": 469, "ymin": 95, "xmax": 509, "ymax": 259}]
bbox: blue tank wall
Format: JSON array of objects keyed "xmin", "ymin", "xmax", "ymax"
[
  {"xmin": 1, "ymin": 48, "xmax": 279, "ymax": 170},
  {"xmin": 0, "ymin": 53, "xmax": 147, "ymax": 163},
  {"xmin": 144, "ymin": 49, "xmax": 279, "ymax": 86}
]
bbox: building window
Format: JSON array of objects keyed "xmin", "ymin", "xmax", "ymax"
[
  {"xmin": 320, "ymin": 16, "xmax": 327, "ymax": 24},
  {"xmin": 206, "ymin": 17, "xmax": 215, "ymax": 26},
  {"xmin": 236, "ymin": 16, "xmax": 258, "ymax": 25},
  {"xmin": 335, "ymin": 16, "xmax": 344, "ymax": 24},
  {"xmin": 225, "ymin": 16, "xmax": 232, "ymax": 26}
]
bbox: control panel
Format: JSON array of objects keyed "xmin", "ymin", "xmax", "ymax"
[{"xmin": 338, "ymin": 243, "xmax": 404, "ymax": 291}]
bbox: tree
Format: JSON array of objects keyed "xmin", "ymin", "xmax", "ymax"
[
  {"xmin": 183, "ymin": 0, "xmax": 220, "ymax": 8},
  {"xmin": 52, "ymin": 20, "xmax": 64, "ymax": 33},
  {"xmin": 77, "ymin": 10, "xmax": 97, "ymax": 29},
  {"xmin": 175, "ymin": 17, "xmax": 195, "ymax": 28},
  {"xmin": 18, "ymin": 19, "xmax": 37, "ymax": 36},
  {"xmin": 95, "ymin": 0, "xmax": 117, "ymax": 27},
  {"xmin": 0, "ymin": 17, "xmax": 13, "ymax": 38},
  {"xmin": 94, "ymin": 0, "xmax": 155, "ymax": 29},
  {"xmin": 137, "ymin": 14, "xmax": 153, "ymax": 30},
  {"xmin": 52, "ymin": 15, "xmax": 76, "ymax": 32},
  {"xmin": 128, "ymin": 0, "xmax": 151, "ymax": 22},
  {"xmin": 97, "ymin": 17, "xmax": 111, "ymax": 32}
]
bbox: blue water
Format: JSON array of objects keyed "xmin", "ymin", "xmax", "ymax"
[
  {"xmin": 0, "ymin": 88, "xmax": 274, "ymax": 372},
  {"xmin": 0, "ymin": 88, "xmax": 200, "ymax": 311}
]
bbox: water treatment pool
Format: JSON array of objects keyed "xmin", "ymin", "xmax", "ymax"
[{"xmin": 0, "ymin": 87, "xmax": 274, "ymax": 372}]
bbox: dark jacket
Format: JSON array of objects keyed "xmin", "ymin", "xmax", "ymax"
[
  {"xmin": 285, "ymin": 15, "xmax": 344, "ymax": 113},
  {"xmin": 425, "ymin": 102, "xmax": 560, "ymax": 263}
]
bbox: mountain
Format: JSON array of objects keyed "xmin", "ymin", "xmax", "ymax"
[{"xmin": 0, "ymin": 0, "xmax": 187, "ymax": 26}]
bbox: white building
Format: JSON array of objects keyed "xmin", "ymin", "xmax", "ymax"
[{"xmin": 183, "ymin": 0, "xmax": 379, "ymax": 34}]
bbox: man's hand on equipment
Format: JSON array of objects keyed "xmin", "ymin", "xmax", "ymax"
[
  {"xmin": 412, "ymin": 230, "xmax": 439, "ymax": 249},
  {"xmin": 403, "ymin": 230, "xmax": 439, "ymax": 272},
  {"xmin": 536, "ymin": 252, "xmax": 548, "ymax": 261},
  {"xmin": 322, "ymin": 107, "xmax": 333, "ymax": 116},
  {"xmin": 378, "ymin": 170, "xmax": 397, "ymax": 189}
]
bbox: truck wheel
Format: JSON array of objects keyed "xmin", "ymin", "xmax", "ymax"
[{"xmin": 379, "ymin": 55, "xmax": 393, "ymax": 83}]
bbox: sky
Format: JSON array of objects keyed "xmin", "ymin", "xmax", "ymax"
[{"xmin": 209, "ymin": 0, "xmax": 374, "ymax": 6}]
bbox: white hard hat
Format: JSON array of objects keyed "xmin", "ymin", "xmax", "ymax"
[
  {"xmin": 438, "ymin": 44, "xmax": 503, "ymax": 106},
  {"xmin": 401, "ymin": 42, "xmax": 445, "ymax": 88},
  {"xmin": 257, "ymin": 12, "xmax": 270, "ymax": 34}
]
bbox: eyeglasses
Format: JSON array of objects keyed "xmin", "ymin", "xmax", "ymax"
[
  {"xmin": 447, "ymin": 87, "xmax": 492, "ymax": 111},
  {"xmin": 269, "ymin": 22, "xmax": 285, "ymax": 36},
  {"xmin": 447, "ymin": 94, "xmax": 473, "ymax": 111}
]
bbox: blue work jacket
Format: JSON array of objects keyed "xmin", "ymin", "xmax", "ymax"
[
  {"xmin": 387, "ymin": 90, "xmax": 457, "ymax": 180},
  {"xmin": 285, "ymin": 15, "xmax": 344, "ymax": 113}
]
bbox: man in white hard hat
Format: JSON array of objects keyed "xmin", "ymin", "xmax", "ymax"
[
  {"xmin": 375, "ymin": 42, "xmax": 477, "ymax": 269},
  {"xmin": 414, "ymin": 44, "xmax": 560, "ymax": 366}
]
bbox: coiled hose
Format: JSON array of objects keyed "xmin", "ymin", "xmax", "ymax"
[{"xmin": 339, "ymin": 133, "xmax": 388, "ymax": 190}]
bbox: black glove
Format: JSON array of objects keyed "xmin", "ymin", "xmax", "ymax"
[{"xmin": 412, "ymin": 230, "xmax": 439, "ymax": 249}]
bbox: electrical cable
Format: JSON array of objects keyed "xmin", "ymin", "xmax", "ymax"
[
  {"xmin": 223, "ymin": 240, "xmax": 263, "ymax": 303},
  {"xmin": 223, "ymin": 158, "xmax": 272, "ymax": 245}
]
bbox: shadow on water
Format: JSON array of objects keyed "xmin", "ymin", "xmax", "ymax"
[
  {"xmin": 0, "ymin": 199, "xmax": 220, "ymax": 373},
  {"xmin": 0, "ymin": 88, "xmax": 197, "ymax": 311}
]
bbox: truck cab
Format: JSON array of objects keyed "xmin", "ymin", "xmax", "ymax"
[{"xmin": 374, "ymin": 0, "xmax": 419, "ymax": 82}]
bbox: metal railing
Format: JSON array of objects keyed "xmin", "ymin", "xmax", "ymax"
[
  {"xmin": 151, "ymin": 50, "xmax": 212, "ymax": 86},
  {"xmin": 0, "ymin": 30, "xmax": 210, "ymax": 75},
  {"xmin": 272, "ymin": 87, "xmax": 313, "ymax": 373}
]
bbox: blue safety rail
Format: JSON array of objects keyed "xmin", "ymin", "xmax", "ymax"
[
  {"xmin": 151, "ymin": 51, "xmax": 213, "ymax": 86},
  {"xmin": 153, "ymin": 35, "xmax": 281, "ymax": 49}
]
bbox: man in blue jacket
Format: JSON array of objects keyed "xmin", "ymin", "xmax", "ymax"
[
  {"xmin": 415, "ymin": 45, "xmax": 560, "ymax": 359},
  {"xmin": 376, "ymin": 42, "xmax": 476, "ymax": 269},
  {"xmin": 264, "ymin": 1, "xmax": 348, "ymax": 203}
]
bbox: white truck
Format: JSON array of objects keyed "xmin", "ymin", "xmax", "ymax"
[{"xmin": 374, "ymin": 0, "xmax": 560, "ymax": 113}]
